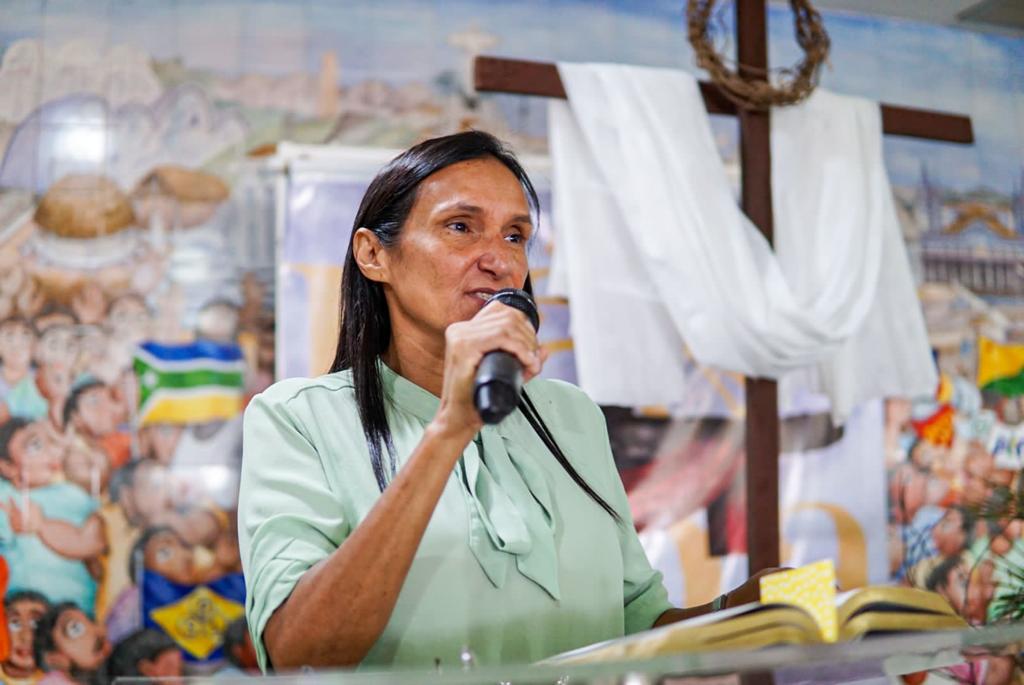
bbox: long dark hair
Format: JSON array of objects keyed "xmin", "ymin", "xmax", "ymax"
[{"xmin": 329, "ymin": 130, "xmax": 619, "ymax": 521}]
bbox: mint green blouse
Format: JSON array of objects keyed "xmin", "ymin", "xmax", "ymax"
[{"xmin": 238, "ymin": 364, "xmax": 671, "ymax": 671}]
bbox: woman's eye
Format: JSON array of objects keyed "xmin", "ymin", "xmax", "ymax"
[
  {"xmin": 447, "ymin": 221, "xmax": 469, "ymax": 233},
  {"xmin": 506, "ymin": 231, "xmax": 525, "ymax": 244}
]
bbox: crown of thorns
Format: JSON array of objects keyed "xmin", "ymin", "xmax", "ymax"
[{"xmin": 687, "ymin": 0, "xmax": 831, "ymax": 110}]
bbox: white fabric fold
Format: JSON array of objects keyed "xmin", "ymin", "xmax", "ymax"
[{"xmin": 548, "ymin": 62, "xmax": 936, "ymax": 423}]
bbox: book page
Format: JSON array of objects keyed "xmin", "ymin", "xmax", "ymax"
[{"xmin": 759, "ymin": 559, "xmax": 838, "ymax": 642}]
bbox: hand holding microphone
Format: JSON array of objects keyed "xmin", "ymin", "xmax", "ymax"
[
  {"xmin": 473, "ymin": 288, "xmax": 540, "ymax": 424},
  {"xmin": 434, "ymin": 288, "xmax": 544, "ymax": 437}
]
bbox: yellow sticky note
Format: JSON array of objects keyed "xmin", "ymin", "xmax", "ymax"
[{"xmin": 759, "ymin": 559, "xmax": 838, "ymax": 642}]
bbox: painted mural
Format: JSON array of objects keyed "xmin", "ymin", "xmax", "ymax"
[{"xmin": 0, "ymin": 0, "xmax": 1020, "ymax": 682}]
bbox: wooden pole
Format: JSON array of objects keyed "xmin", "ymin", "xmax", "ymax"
[
  {"xmin": 736, "ymin": 0, "xmax": 780, "ymax": 576},
  {"xmin": 736, "ymin": 10, "xmax": 780, "ymax": 685}
]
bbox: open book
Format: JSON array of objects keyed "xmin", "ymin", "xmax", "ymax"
[{"xmin": 547, "ymin": 586, "xmax": 967, "ymax": 664}]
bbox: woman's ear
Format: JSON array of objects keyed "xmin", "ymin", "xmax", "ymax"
[{"xmin": 352, "ymin": 228, "xmax": 389, "ymax": 284}]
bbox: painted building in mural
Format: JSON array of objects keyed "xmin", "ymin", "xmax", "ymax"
[
  {"xmin": 918, "ymin": 166, "xmax": 1024, "ymax": 297},
  {"xmin": 0, "ymin": 0, "xmax": 1020, "ymax": 682}
]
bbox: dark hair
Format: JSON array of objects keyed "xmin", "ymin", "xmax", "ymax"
[
  {"xmin": 63, "ymin": 380, "xmax": 106, "ymax": 429},
  {"xmin": 103, "ymin": 629, "xmax": 177, "ymax": 683},
  {"xmin": 0, "ymin": 417, "xmax": 30, "ymax": 463},
  {"xmin": 329, "ymin": 130, "xmax": 618, "ymax": 520},
  {"xmin": 223, "ymin": 617, "xmax": 249, "ymax": 667},
  {"xmin": 6, "ymin": 589, "xmax": 51, "ymax": 657},
  {"xmin": 5, "ymin": 589, "xmax": 50, "ymax": 609},
  {"xmin": 925, "ymin": 555, "xmax": 962, "ymax": 592}
]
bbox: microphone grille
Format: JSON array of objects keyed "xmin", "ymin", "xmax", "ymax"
[{"xmin": 489, "ymin": 288, "xmax": 539, "ymax": 332}]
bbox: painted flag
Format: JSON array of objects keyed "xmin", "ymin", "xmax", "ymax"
[
  {"xmin": 977, "ymin": 337, "xmax": 1024, "ymax": 397},
  {"xmin": 912, "ymin": 404, "xmax": 955, "ymax": 447},
  {"xmin": 142, "ymin": 570, "xmax": 246, "ymax": 663},
  {"xmin": 133, "ymin": 341, "xmax": 245, "ymax": 425}
]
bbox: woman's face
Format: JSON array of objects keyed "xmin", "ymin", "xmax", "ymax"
[{"xmin": 366, "ymin": 157, "xmax": 533, "ymax": 341}]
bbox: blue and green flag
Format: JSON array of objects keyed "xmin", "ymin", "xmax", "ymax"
[{"xmin": 133, "ymin": 340, "xmax": 245, "ymax": 425}]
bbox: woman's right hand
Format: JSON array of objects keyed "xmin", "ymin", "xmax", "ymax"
[{"xmin": 432, "ymin": 300, "xmax": 547, "ymax": 439}]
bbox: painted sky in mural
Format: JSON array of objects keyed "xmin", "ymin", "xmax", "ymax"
[{"xmin": 0, "ymin": 0, "xmax": 1020, "ymax": 190}]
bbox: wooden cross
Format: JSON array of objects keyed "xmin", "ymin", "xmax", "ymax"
[{"xmin": 473, "ymin": 0, "xmax": 974, "ymax": 575}]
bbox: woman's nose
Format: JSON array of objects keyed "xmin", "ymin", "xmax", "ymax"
[{"xmin": 477, "ymin": 236, "xmax": 518, "ymax": 279}]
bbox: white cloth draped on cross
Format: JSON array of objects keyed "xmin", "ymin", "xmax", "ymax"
[{"xmin": 547, "ymin": 62, "xmax": 936, "ymax": 424}]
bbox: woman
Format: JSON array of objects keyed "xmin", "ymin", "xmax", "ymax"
[{"xmin": 239, "ymin": 131, "xmax": 765, "ymax": 672}]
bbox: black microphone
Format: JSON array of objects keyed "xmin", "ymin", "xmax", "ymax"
[{"xmin": 473, "ymin": 288, "xmax": 540, "ymax": 424}]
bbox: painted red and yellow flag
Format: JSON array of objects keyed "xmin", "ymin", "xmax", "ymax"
[{"xmin": 912, "ymin": 405, "xmax": 955, "ymax": 447}]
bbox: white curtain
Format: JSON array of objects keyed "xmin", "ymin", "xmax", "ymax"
[{"xmin": 548, "ymin": 62, "xmax": 936, "ymax": 423}]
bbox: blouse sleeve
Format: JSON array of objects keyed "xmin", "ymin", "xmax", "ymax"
[
  {"xmin": 619, "ymin": 505, "xmax": 674, "ymax": 634},
  {"xmin": 238, "ymin": 386, "xmax": 351, "ymax": 672},
  {"xmin": 585, "ymin": 397, "xmax": 673, "ymax": 634}
]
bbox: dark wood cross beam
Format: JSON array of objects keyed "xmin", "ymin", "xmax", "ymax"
[
  {"xmin": 474, "ymin": 0, "xmax": 974, "ymax": 577},
  {"xmin": 473, "ymin": 58, "xmax": 975, "ymax": 143}
]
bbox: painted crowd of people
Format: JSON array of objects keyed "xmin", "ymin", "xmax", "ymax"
[
  {"xmin": 887, "ymin": 381, "xmax": 1024, "ymax": 628},
  {"xmin": 0, "ymin": 273, "xmax": 271, "ymax": 685}
]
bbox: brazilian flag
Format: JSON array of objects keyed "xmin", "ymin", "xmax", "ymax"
[{"xmin": 142, "ymin": 571, "xmax": 246, "ymax": 663}]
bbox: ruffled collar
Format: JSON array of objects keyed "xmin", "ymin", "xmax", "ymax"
[{"xmin": 379, "ymin": 360, "xmax": 561, "ymax": 600}]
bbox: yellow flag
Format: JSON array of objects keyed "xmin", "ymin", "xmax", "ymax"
[{"xmin": 977, "ymin": 337, "xmax": 1024, "ymax": 390}]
